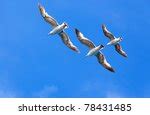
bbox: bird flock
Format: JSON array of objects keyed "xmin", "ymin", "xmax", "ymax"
[{"xmin": 38, "ymin": 3, "xmax": 127, "ymax": 73}]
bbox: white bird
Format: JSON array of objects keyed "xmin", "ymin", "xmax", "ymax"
[
  {"xmin": 75, "ymin": 28, "xmax": 115, "ymax": 72},
  {"xmin": 38, "ymin": 3, "xmax": 80, "ymax": 53},
  {"xmin": 102, "ymin": 24, "xmax": 127, "ymax": 57}
]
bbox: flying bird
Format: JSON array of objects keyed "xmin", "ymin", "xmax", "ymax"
[
  {"xmin": 102, "ymin": 24, "xmax": 127, "ymax": 57},
  {"xmin": 38, "ymin": 3, "xmax": 80, "ymax": 53},
  {"xmin": 75, "ymin": 28, "xmax": 115, "ymax": 72}
]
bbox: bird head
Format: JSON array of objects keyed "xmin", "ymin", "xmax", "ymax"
[
  {"xmin": 98, "ymin": 45, "xmax": 104, "ymax": 50},
  {"xmin": 63, "ymin": 22, "xmax": 68, "ymax": 29},
  {"xmin": 119, "ymin": 37, "xmax": 123, "ymax": 41}
]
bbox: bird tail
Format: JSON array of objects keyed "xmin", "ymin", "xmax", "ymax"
[{"xmin": 107, "ymin": 42, "xmax": 111, "ymax": 45}]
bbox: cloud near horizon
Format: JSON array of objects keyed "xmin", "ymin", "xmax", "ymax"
[{"xmin": 33, "ymin": 85, "xmax": 58, "ymax": 98}]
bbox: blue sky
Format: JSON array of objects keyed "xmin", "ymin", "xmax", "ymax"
[{"xmin": 0, "ymin": 0, "xmax": 150, "ymax": 98}]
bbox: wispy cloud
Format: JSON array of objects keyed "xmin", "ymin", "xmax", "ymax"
[
  {"xmin": 0, "ymin": 90, "xmax": 17, "ymax": 98},
  {"xmin": 105, "ymin": 91, "xmax": 123, "ymax": 98},
  {"xmin": 33, "ymin": 85, "xmax": 58, "ymax": 98},
  {"xmin": 0, "ymin": 72, "xmax": 18, "ymax": 98},
  {"xmin": 74, "ymin": 79, "xmax": 125, "ymax": 98},
  {"xmin": 72, "ymin": 80, "xmax": 106, "ymax": 97}
]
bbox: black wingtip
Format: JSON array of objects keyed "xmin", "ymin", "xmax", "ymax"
[
  {"xmin": 75, "ymin": 28, "xmax": 80, "ymax": 37},
  {"xmin": 102, "ymin": 24, "xmax": 105, "ymax": 29},
  {"xmin": 75, "ymin": 28, "xmax": 79, "ymax": 34},
  {"xmin": 109, "ymin": 68, "xmax": 115, "ymax": 72},
  {"xmin": 124, "ymin": 55, "xmax": 128, "ymax": 58},
  {"xmin": 38, "ymin": 2, "xmax": 41, "ymax": 7},
  {"xmin": 106, "ymin": 66, "xmax": 115, "ymax": 72},
  {"xmin": 38, "ymin": 2, "xmax": 43, "ymax": 11},
  {"xmin": 124, "ymin": 54, "xmax": 128, "ymax": 58},
  {"xmin": 70, "ymin": 47, "xmax": 80, "ymax": 53},
  {"xmin": 121, "ymin": 53, "xmax": 127, "ymax": 58}
]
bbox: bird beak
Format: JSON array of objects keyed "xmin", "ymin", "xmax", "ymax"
[{"xmin": 48, "ymin": 31, "xmax": 51, "ymax": 35}]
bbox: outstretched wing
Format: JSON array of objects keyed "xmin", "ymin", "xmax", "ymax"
[
  {"xmin": 96, "ymin": 52, "xmax": 115, "ymax": 72},
  {"xmin": 75, "ymin": 29, "xmax": 95, "ymax": 49},
  {"xmin": 59, "ymin": 32, "xmax": 80, "ymax": 53},
  {"xmin": 115, "ymin": 44, "xmax": 127, "ymax": 57},
  {"xmin": 38, "ymin": 3, "xmax": 59, "ymax": 28},
  {"xmin": 102, "ymin": 24, "xmax": 115, "ymax": 40}
]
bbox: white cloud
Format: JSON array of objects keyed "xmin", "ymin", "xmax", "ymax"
[
  {"xmin": 105, "ymin": 91, "xmax": 123, "ymax": 98},
  {"xmin": 33, "ymin": 85, "xmax": 58, "ymax": 98}
]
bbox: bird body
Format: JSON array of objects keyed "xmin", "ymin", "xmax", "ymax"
[
  {"xmin": 48, "ymin": 23, "xmax": 68, "ymax": 35},
  {"xmin": 107, "ymin": 38, "xmax": 122, "ymax": 45},
  {"xmin": 86, "ymin": 45, "xmax": 104, "ymax": 56}
]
